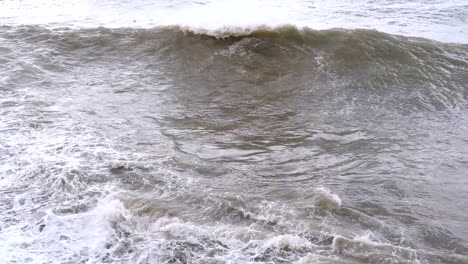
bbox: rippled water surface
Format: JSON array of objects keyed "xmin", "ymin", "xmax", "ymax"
[{"xmin": 1, "ymin": 1, "xmax": 468, "ymax": 263}]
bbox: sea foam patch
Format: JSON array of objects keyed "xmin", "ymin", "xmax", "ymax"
[{"xmin": 0, "ymin": 198, "xmax": 127, "ymax": 263}]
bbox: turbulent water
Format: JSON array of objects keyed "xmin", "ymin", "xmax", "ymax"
[{"xmin": 1, "ymin": 1, "xmax": 468, "ymax": 264}]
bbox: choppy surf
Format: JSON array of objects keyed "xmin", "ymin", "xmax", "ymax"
[{"xmin": 1, "ymin": 22, "xmax": 468, "ymax": 264}]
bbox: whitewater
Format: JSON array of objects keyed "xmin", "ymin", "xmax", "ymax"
[{"xmin": 0, "ymin": 0, "xmax": 467, "ymax": 263}]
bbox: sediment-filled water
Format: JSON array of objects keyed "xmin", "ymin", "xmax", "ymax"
[{"xmin": 1, "ymin": 1, "xmax": 468, "ymax": 263}]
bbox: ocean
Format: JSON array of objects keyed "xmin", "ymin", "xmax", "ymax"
[{"xmin": 0, "ymin": 0, "xmax": 467, "ymax": 263}]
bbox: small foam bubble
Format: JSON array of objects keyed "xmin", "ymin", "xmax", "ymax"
[
  {"xmin": 261, "ymin": 234, "xmax": 313, "ymax": 252},
  {"xmin": 354, "ymin": 231, "xmax": 376, "ymax": 244},
  {"xmin": 314, "ymin": 187, "xmax": 342, "ymax": 209}
]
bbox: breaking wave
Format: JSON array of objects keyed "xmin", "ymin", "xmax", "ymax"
[
  {"xmin": 1, "ymin": 23, "xmax": 468, "ymax": 264},
  {"xmin": 2, "ymin": 24, "xmax": 467, "ymax": 112}
]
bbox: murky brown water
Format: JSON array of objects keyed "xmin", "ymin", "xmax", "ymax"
[{"xmin": 1, "ymin": 1, "xmax": 468, "ymax": 263}]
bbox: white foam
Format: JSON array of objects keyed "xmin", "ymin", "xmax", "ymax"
[
  {"xmin": 119, "ymin": 215, "xmax": 317, "ymax": 262},
  {"xmin": 261, "ymin": 234, "xmax": 313, "ymax": 252},
  {"xmin": 294, "ymin": 254, "xmax": 345, "ymax": 264},
  {"xmin": 158, "ymin": 0, "xmax": 297, "ymax": 30},
  {"xmin": 0, "ymin": 198, "xmax": 128, "ymax": 263},
  {"xmin": 314, "ymin": 187, "xmax": 343, "ymax": 209},
  {"xmin": 331, "ymin": 232, "xmax": 420, "ymax": 261}
]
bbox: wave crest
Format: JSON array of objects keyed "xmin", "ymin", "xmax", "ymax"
[{"xmin": 2, "ymin": 24, "xmax": 467, "ymax": 112}]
